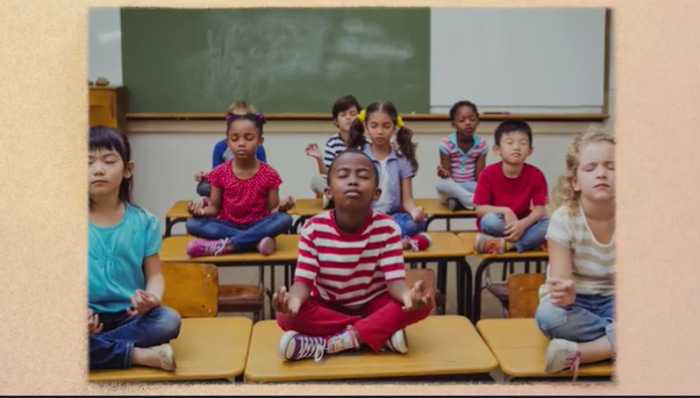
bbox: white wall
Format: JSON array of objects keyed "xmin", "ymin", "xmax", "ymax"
[{"xmin": 88, "ymin": 8, "xmax": 122, "ymax": 86}]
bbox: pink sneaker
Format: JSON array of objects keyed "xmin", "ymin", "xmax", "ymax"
[
  {"xmin": 407, "ymin": 233, "xmax": 432, "ymax": 252},
  {"xmin": 257, "ymin": 237, "xmax": 276, "ymax": 256},
  {"xmin": 186, "ymin": 238, "xmax": 233, "ymax": 257}
]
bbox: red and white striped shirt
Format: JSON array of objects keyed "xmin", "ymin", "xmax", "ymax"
[{"xmin": 294, "ymin": 210, "xmax": 406, "ymax": 309}]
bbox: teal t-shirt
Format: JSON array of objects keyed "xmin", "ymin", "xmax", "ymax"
[{"xmin": 88, "ymin": 204, "xmax": 162, "ymax": 314}]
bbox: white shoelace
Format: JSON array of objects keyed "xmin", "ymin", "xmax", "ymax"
[
  {"xmin": 210, "ymin": 239, "xmax": 230, "ymax": 256},
  {"xmin": 295, "ymin": 335, "xmax": 326, "ymax": 362}
]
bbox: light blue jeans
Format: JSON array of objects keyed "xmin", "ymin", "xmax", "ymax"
[
  {"xmin": 480, "ymin": 212, "xmax": 549, "ymax": 252},
  {"xmin": 391, "ymin": 212, "xmax": 427, "ymax": 238},
  {"xmin": 435, "ymin": 179, "xmax": 477, "ymax": 209},
  {"xmin": 186, "ymin": 212, "xmax": 293, "ymax": 252},
  {"xmin": 535, "ymin": 294, "xmax": 615, "ymax": 351},
  {"xmin": 89, "ymin": 306, "xmax": 182, "ymax": 370}
]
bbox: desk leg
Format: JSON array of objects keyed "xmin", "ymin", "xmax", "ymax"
[
  {"xmin": 164, "ymin": 218, "xmax": 172, "ymax": 238},
  {"xmin": 463, "ymin": 259, "xmax": 472, "ymax": 322},
  {"xmin": 473, "ymin": 259, "xmax": 496, "ymax": 323},
  {"xmin": 437, "ymin": 261, "xmax": 447, "ymax": 315}
]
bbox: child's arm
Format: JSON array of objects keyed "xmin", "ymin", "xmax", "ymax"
[
  {"xmin": 544, "ymin": 239, "xmax": 576, "ymax": 307},
  {"xmin": 272, "ymin": 283, "xmax": 310, "ymax": 316},
  {"xmin": 387, "ymin": 279, "xmax": 433, "ymax": 311},
  {"xmin": 267, "ymin": 187, "xmax": 281, "ymax": 212},
  {"xmin": 188, "ymin": 185, "xmax": 222, "ymax": 217},
  {"xmin": 305, "ymin": 144, "xmax": 328, "ymax": 174},
  {"xmin": 400, "ymin": 178, "xmax": 426, "ymax": 222},
  {"xmin": 127, "ymin": 254, "xmax": 165, "ymax": 317},
  {"xmin": 474, "ymin": 154, "xmax": 487, "ymax": 180},
  {"xmin": 437, "ymin": 152, "xmax": 451, "ymax": 179}
]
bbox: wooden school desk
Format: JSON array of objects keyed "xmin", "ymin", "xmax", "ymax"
[
  {"xmin": 244, "ymin": 315, "xmax": 497, "ymax": 383},
  {"xmin": 164, "ymin": 200, "xmax": 191, "ymax": 237},
  {"xmin": 160, "ymin": 234, "xmax": 300, "ymax": 318},
  {"xmin": 457, "ymin": 232, "xmax": 549, "ymax": 322},
  {"xmin": 415, "ymin": 198, "xmax": 477, "ymax": 231},
  {"xmin": 476, "ymin": 318, "xmax": 613, "ymax": 381}
]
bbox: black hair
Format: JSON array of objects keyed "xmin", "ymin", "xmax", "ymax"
[
  {"xmin": 494, "ymin": 120, "xmax": 533, "ymax": 146},
  {"xmin": 449, "ymin": 100, "xmax": 479, "ymax": 121},
  {"xmin": 347, "ymin": 101, "xmax": 419, "ymax": 173},
  {"xmin": 226, "ymin": 112, "xmax": 266, "ymax": 137},
  {"xmin": 89, "ymin": 126, "xmax": 133, "ymax": 207},
  {"xmin": 332, "ymin": 95, "xmax": 362, "ymax": 120},
  {"xmin": 326, "ymin": 149, "xmax": 380, "ymax": 188}
]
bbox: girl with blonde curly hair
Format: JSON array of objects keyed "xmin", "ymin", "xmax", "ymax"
[{"xmin": 535, "ymin": 130, "xmax": 616, "ymax": 378}]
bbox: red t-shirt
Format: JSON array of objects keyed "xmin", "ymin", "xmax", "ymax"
[
  {"xmin": 208, "ymin": 160, "xmax": 282, "ymax": 225},
  {"xmin": 472, "ymin": 162, "xmax": 548, "ymax": 230}
]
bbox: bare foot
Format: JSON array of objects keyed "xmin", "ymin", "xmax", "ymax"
[{"xmin": 257, "ymin": 237, "xmax": 277, "ymax": 256}]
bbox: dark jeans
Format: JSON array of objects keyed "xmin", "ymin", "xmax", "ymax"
[
  {"xmin": 89, "ymin": 306, "xmax": 181, "ymax": 370},
  {"xmin": 186, "ymin": 212, "xmax": 293, "ymax": 252}
]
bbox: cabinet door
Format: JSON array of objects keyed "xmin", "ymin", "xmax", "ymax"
[{"xmin": 89, "ymin": 89, "xmax": 117, "ymax": 128}]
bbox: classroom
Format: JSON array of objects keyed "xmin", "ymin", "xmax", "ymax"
[{"xmin": 87, "ymin": 6, "xmax": 616, "ymax": 383}]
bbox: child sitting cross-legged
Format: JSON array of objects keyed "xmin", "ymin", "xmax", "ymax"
[{"xmin": 272, "ymin": 149, "xmax": 433, "ymax": 362}]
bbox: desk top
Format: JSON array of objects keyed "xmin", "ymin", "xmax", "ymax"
[
  {"xmin": 244, "ymin": 315, "xmax": 497, "ymax": 382},
  {"xmin": 457, "ymin": 232, "xmax": 549, "ymax": 259},
  {"xmin": 89, "ymin": 317, "xmax": 252, "ymax": 382},
  {"xmin": 160, "ymin": 234, "xmax": 300, "ymax": 264},
  {"xmin": 161, "ymin": 232, "xmax": 467, "ymax": 264},
  {"xmin": 477, "ymin": 318, "xmax": 613, "ymax": 378},
  {"xmin": 166, "ymin": 200, "xmax": 191, "ymax": 220},
  {"xmin": 415, "ymin": 198, "xmax": 477, "ymax": 217}
]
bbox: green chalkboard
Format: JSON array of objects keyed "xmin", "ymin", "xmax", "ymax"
[{"xmin": 121, "ymin": 8, "xmax": 430, "ymax": 114}]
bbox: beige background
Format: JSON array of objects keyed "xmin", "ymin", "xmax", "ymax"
[{"xmin": 1, "ymin": 0, "xmax": 698, "ymax": 394}]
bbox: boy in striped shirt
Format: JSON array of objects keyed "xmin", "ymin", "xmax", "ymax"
[
  {"xmin": 305, "ymin": 95, "xmax": 362, "ymax": 207},
  {"xmin": 273, "ymin": 149, "xmax": 433, "ymax": 361}
]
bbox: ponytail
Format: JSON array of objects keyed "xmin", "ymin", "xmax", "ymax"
[
  {"xmin": 396, "ymin": 126, "xmax": 418, "ymax": 173},
  {"xmin": 347, "ymin": 118, "xmax": 368, "ymax": 149}
]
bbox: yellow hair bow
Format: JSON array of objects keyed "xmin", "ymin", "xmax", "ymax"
[{"xmin": 356, "ymin": 109, "xmax": 405, "ymax": 129}]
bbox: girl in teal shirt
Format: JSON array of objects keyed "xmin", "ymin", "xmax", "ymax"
[{"xmin": 88, "ymin": 126, "xmax": 181, "ymax": 371}]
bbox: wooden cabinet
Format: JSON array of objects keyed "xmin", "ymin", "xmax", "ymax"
[{"xmin": 89, "ymin": 86, "xmax": 126, "ymax": 130}]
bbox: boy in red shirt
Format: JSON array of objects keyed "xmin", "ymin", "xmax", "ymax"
[{"xmin": 472, "ymin": 120, "xmax": 549, "ymax": 254}]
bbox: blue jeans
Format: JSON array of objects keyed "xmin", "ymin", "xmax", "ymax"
[
  {"xmin": 535, "ymin": 294, "xmax": 615, "ymax": 351},
  {"xmin": 186, "ymin": 212, "xmax": 293, "ymax": 252},
  {"xmin": 480, "ymin": 213, "xmax": 549, "ymax": 252},
  {"xmin": 391, "ymin": 212, "xmax": 427, "ymax": 238},
  {"xmin": 89, "ymin": 306, "xmax": 181, "ymax": 370},
  {"xmin": 435, "ymin": 179, "xmax": 477, "ymax": 209}
]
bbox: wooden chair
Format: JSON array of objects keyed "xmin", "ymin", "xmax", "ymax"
[
  {"xmin": 506, "ymin": 273, "xmax": 546, "ymax": 318},
  {"xmin": 218, "ymin": 283, "xmax": 266, "ymax": 322}
]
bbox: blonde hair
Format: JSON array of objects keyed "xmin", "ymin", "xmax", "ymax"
[
  {"xmin": 227, "ymin": 100, "xmax": 256, "ymax": 115},
  {"xmin": 549, "ymin": 128, "xmax": 616, "ymax": 215}
]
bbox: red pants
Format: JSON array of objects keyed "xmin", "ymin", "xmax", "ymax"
[{"xmin": 276, "ymin": 292, "xmax": 432, "ymax": 352}]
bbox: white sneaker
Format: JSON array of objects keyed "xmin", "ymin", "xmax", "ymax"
[
  {"xmin": 545, "ymin": 338, "xmax": 581, "ymax": 375},
  {"xmin": 384, "ymin": 329, "xmax": 408, "ymax": 354}
]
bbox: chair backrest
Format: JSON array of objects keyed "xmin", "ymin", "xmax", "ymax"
[
  {"xmin": 161, "ymin": 262, "xmax": 219, "ymax": 318},
  {"xmin": 506, "ymin": 273, "xmax": 546, "ymax": 318}
]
